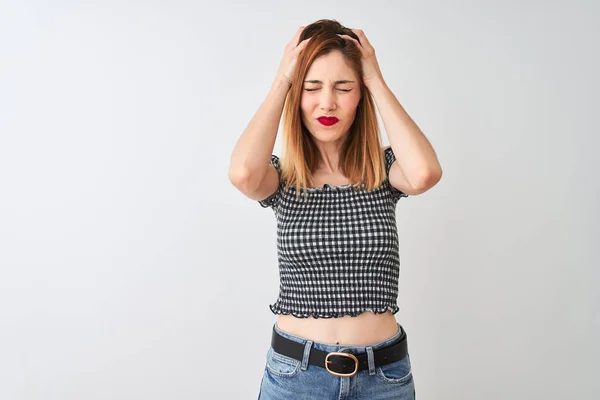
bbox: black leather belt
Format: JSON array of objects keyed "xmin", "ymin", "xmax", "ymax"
[{"xmin": 270, "ymin": 325, "xmax": 408, "ymax": 377}]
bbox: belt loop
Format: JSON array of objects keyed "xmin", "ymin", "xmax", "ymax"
[
  {"xmin": 366, "ymin": 346, "xmax": 376, "ymax": 375},
  {"xmin": 301, "ymin": 340, "xmax": 313, "ymax": 371}
]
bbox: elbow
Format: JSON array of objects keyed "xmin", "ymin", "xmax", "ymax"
[
  {"xmin": 229, "ymin": 167, "xmax": 263, "ymax": 193},
  {"xmin": 229, "ymin": 168, "xmax": 252, "ymax": 190},
  {"xmin": 412, "ymin": 167, "xmax": 442, "ymax": 191}
]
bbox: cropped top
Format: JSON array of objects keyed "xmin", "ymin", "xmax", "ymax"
[{"xmin": 258, "ymin": 147, "xmax": 408, "ymax": 318}]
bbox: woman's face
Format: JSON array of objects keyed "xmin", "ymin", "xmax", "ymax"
[{"xmin": 300, "ymin": 50, "xmax": 362, "ymax": 144}]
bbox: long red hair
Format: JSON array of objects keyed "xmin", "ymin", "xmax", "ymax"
[{"xmin": 279, "ymin": 19, "xmax": 389, "ymax": 199}]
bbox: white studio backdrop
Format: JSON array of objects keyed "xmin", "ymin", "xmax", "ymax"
[{"xmin": 0, "ymin": 1, "xmax": 598, "ymax": 399}]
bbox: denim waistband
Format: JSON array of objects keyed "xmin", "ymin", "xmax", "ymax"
[{"xmin": 273, "ymin": 321, "xmax": 404, "ymax": 355}]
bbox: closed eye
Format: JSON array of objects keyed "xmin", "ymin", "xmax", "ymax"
[{"xmin": 304, "ymin": 88, "xmax": 352, "ymax": 92}]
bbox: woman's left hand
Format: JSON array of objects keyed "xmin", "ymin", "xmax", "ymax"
[{"xmin": 338, "ymin": 29, "xmax": 385, "ymax": 89}]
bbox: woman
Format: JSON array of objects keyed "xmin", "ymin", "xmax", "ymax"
[{"xmin": 229, "ymin": 19, "xmax": 442, "ymax": 399}]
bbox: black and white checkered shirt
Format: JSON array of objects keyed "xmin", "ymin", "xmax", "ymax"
[{"xmin": 258, "ymin": 147, "xmax": 408, "ymax": 318}]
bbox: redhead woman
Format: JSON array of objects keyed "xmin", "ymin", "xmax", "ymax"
[{"xmin": 229, "ymin": 19, "xmax": 442, "ymax": 400}]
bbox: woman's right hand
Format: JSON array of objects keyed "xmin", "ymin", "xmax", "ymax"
[{"xmin": 276, "ymin": 26, "xmax": 311, "ymax": 87}]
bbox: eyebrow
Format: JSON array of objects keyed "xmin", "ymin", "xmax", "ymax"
[{"xmin": 303, "ymin": 80, "xmax": 355, "ymax": 84}]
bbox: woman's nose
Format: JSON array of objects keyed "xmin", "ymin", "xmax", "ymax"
[{"xmin": 319, "ymin": 91, "xmax": 336, "ymax": 110}]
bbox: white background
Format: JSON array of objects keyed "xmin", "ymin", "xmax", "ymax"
[{"xmin": 1, "ymin": 0, "xmax": 598, "ymax": 399}]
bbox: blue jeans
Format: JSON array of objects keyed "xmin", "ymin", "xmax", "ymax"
[{"xmin": 258, "ymin": 322, "xmax": 416, "ymax": 399}]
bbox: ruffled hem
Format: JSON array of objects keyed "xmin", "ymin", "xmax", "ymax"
[
  {"xmin": 258, "ymin": 191, "xmax": 278, "ymax": 208},
  {"xmin": 269, "ymin": 303, "xmax": 400, "ymax": 319}
]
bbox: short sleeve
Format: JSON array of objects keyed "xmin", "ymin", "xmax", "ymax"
[
  {"xmin": 383, "ymin": 147, "xmax": 408, "ymax": 203},
  {"xmin": 258, "ymin": 154, "xmax": 282, "ymax": 209}
]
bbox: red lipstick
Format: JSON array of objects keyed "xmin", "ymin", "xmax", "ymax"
[{"xmin": 317, "ymin": 116, "xmax": 339, "ymax": 126}]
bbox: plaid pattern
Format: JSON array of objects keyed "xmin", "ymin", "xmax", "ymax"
[{"xmin": 258, "ymin": 147, "xmax": 408, "ymax": 318}]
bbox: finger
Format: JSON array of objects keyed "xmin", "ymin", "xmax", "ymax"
[
  {"xmin": 351, "ymin": 29, "xmax": 372, "ymax": 48},
  {"xmin": 339, "ymin": 34, "xmax": 362, "ymax": 49},
  {"xmin": 294, "ymin": 37, "xmax": 310, "ymax": 53},
  {"xmin": 291, "ymin": 26, "xmax": 305, "ymax": 44}
]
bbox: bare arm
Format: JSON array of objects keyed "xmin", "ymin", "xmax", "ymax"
[
  {"xmin": 370, "ymin": 79, "xmax": 443, "ymax": 192},
  {"xmin": 229, "ymin": 26, "xmax": 310, "ymax": 200},
  {"xmin": 341, "ymin": 29, "xmax": 442, "ymax": 192},
  {"xmin": 228, "ymin": 78, "xmax": 290, "ymax": 198}
]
